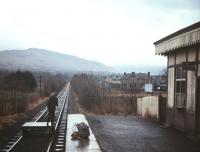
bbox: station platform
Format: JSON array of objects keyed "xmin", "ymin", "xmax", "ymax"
[
  {"xmin": 22, "ymin": 122, "xmax": 52, "ymax": 136},
  {"xmin": 66, "ymin": 114, "xmax": 101, "ymax": 152}
]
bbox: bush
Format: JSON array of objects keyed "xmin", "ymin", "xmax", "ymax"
[{"xmin": 71, "ymin": 74, "xmax": 100, "ymax": 111}]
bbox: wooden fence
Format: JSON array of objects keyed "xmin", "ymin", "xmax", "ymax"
[{"xmin": 0, "ymin": 90, "xmax": 38, "ymax": 115}]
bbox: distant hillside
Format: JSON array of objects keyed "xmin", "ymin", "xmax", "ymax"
[{"xmin": 0, "ymin": 48, "xmax": 112, "ymax": 73}]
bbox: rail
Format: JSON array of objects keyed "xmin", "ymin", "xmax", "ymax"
[
  {"xmin": 0, "ymin": 83, "xmax": 69, "ymax": 152},
  {"xmin": 46, "ymin": 83, "xmax": 69, "ymax": 152}
]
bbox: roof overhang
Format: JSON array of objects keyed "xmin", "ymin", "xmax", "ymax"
[{"xmin": 154, "ymin": 21, "xmax": 200, "ymax": 56}]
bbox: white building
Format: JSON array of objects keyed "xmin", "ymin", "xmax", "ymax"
[{"xmin": 154, "ymin": 21, "xmax": 200, "ymax": 134}]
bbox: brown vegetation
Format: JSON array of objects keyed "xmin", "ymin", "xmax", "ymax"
[
  {"xmin": 0, "ymin": 91, "xmax": 37, "ymax": 115},
  {"xmin": 0, "ymin": 96, "xmax": 51, "ymax": 128},
  {"xmin": 0, "ymin": 113, "xmax": 27, "ymax": 129},
  {"xmin": 0, "ymin": 70, "xmax": 67, "ymax": 116},
  {"xmin": 71, "ymin": 74, "xmax": 137, "ymax": 115}
]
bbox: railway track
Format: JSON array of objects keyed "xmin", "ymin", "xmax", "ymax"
[{"xmin": 0, "ymin": 83, "xmax": 70, "ymax": 152}]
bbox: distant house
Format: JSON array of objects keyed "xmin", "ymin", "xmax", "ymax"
[
  {"xmin": 121, "ymin": 72, "xmax": 145, "ymax": 91},
  {"xmin": 105, "ymin": 74, "xmax": 122, "ymax": 89},
  {"xmin": 121, "ymin": 72, "xmax": 167, "ymax": 92},
  {"xmin": 154, "ymin": 21, "xmax": 200, "ymax": 134}
]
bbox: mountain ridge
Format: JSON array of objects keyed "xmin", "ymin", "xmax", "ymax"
[
  {"xmin": 0, "ymin": 48, "xmax": 112, "ymax": 72},
  {"xmin": 0, "ymin": 48, "xmax": 166, "ymax": 75}
]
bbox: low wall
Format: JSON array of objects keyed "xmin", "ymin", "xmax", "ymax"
[{"xmin": 137, "ymin": 96, "xmax": 159, "ymax": 120}]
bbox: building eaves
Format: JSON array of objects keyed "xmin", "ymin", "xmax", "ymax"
[
  {"xmin": 154, "ymin": 21, "xmax": 200, "ymax": 45},
  {"xmin": 154, "ymin": 21, "xmax": 200, "ymax": 55}
]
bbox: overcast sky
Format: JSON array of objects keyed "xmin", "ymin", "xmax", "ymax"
[{"xmin": 0, "ymin": 0, "xmax": 199, "ymax": 66}]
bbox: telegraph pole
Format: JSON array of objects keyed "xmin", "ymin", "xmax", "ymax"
[{"xmin": 39, "ymin": 75, "xmax": 42, "ymax": 97}]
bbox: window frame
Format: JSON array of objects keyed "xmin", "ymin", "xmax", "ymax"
[{"xmin": 175, "ymin": 66, "xmax": 187, "ymax": 109}]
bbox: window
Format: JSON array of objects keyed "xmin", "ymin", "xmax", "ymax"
[{"xmin": 175, "ymin": 67, "xmax": 186, "ymax": 108}]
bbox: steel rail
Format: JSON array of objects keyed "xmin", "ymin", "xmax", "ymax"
[
  {"xmin": 4, "ymin": 136, "xmax": 23, "ymax": 152},
  {"xmin": 1, "ymin": 84, "xmax": 68, "ymax": 152},
  {"xmin": 34, "ymin": 86, "xmax": 66, "ymax": 123},
  {"xmin": 5, "ymin": 108, "xmax": 48, "ymax": 152},
  {"xmin": 46, "ymin": 83, "xmax": 69, "ymax": 152}
]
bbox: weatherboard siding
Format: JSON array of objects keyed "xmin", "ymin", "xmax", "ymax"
[
  {"xmin": 168, "ymin": 54, "xmax": 175, "ymax": 66},
  {"xmin": 186, "ymin": 71, "xmax": 196, "ymax": 112},
  {"xmin": 175, "ymin": 49, "xmax": 186, "ymax": 64}
]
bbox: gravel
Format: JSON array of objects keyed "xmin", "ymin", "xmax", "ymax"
[{"xmin": 86, "ymin": 115, "xmax": 200, "ymax": 152}]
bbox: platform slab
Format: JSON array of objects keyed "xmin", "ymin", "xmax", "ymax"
[
  {"xmin": 22, "ymin": 122, "xmax": 52, "ymax": 127},
  {"xmin": 65, "ymin": 114, "xmax": 101, "ymax": 152},
  {"xmin": 22, "ymin": 122, "xmax": 53, "ymax": 136}
]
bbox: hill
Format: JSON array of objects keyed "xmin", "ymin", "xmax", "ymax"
[{"xmin": 0, "ymin": 48, "xmax": 112, "ymax": 73}]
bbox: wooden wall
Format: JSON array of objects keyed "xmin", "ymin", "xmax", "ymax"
[{"xmin": 166, "ymin": 45, "xmax": 199, "ymax": 133}]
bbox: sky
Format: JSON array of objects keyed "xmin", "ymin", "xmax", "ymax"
[{"xmin": 0, "ymin": 0, "xmax": 199, "ymax": 66}]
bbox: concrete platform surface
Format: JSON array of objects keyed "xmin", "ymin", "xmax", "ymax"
[{"xmin": 65, "ymin": 114, "xmax": 101, "ymax": 152}]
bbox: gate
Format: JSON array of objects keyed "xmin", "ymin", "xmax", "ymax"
[{"xmin": 159, "ymin": 95, "xmax": 166, "ymax": 124}]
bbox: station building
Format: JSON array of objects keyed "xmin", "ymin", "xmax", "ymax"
[{"xmin": 154, "ymin": 21, "xmax": 200, "ymax": 134}]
